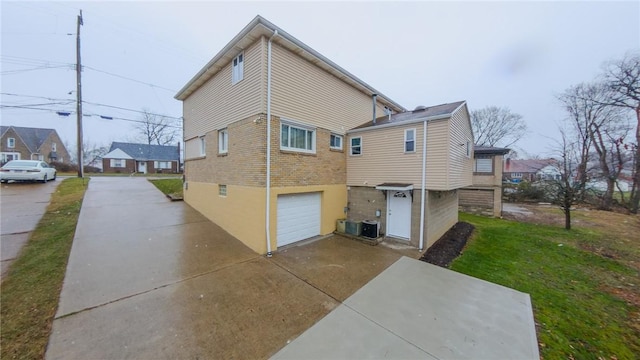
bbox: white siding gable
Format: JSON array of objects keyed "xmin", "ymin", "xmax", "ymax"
[{"xmin": 103, "ymin": 148, "xmax": 133, "ymax": 159}]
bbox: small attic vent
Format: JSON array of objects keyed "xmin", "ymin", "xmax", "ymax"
[{"xmin": 414, "ymin": 105, "xmax": 427, "ymax": 111}]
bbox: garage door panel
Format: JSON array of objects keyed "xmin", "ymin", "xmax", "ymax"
[{"xmin": 277, "ymin": 193, "xmax": 321, "ymax": 247}]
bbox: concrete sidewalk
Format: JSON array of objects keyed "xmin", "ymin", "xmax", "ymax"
[{"xmin": 47, "ymin": 177, "xmax": 538, "ymax": 359}]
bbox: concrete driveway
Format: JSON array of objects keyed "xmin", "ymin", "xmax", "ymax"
[
  {"xmin": 46, "ymin": 177, "xmax": 538, "ymax": 359},
  {"xmin": 0, "ymin": 178, "xmax": 63, "ymax": 280}
]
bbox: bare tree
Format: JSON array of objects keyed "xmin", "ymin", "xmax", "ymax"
[
  {"xmin": 601, "ymin": 51, "xmax": 640, "ymax": 213},
  {"xmin": 470, "ymin": 106, "xmax": 526, "ymax": 148},
  {"xmin": 133, "ymin": 109, "xmax": 180, "ymax": 146},
  {"xmin": 558, "ymin": 82, "xmax": 629, "ymax": 210},
  {"xmin": 548, "ymin": 129, "xmax": 589, "ymax": 230}
]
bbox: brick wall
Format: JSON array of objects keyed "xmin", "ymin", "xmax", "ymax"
[
  {"xmin": 185, "ymin": 114, "xmax": 348, "ymax": 188},
  {"xmin": 347, "ymin": 186, "xmax": 387, "ymax": 234},
  {"xmin": 102, "ymin": 158, "xmax": 135, "ymax": 173},
  {"xmin": 39, "ymin": 132, "xmax": 71, "ymax": 163},
  {"xmin": 1, "ymin": 128, "xmax": 31, "ymax": 163},
  {"xmin": 186, "ymin": 113, "xmax": 266, "ymax": 186}
]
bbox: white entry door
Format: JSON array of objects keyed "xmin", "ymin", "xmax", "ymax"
[
  {"xmin": 387, "ymin": 190, "xmax": 412, "ymax": 239},
  {"xmin": 138, "ymin": 161, "xmax": 147, "ymax": 174}
]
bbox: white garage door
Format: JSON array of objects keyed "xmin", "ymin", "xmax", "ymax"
[{"xmin": 277, "ymin": 192, "xmax": 321, "ymax": 247}]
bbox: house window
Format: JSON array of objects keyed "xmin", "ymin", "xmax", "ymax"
[
  {"xmin": 512, "ymin": 172, "xmax": 523, "ymax": 178},
  {"xmin": 7, "ymin": 138, "xmax": 15, "ymax": 148},
  {"xmin": 219, "ymin": 184, "xmax": 227, "ymax": 196},
  {"xmin": 404, "ymin": 129, "xmax": 415, "ymax": 153},
  {"xmin": 52, "ymin": 142, "xmax": 57, "ymax": 151},
  {"xmin": 350, "ymin": 137, "xmax": 362, "ymax": 156},
  {"xmin": 232, "ymin": 53, "xmax": 244, "ymax": 84},
  {"xmin": 330, "ymin": 134, "xmax": 343, "ymax": 150},
  {"xmin": 111, "ymin": 159, "xmax": 126, "ymax": 168},
  {"xmin": 1, "ymin": 152, "xmax": 20, "ymax": 163},
  {"xmin": 218, "ymin": 129, "xmax": 228, "ymax": 154},
  {"xmin": 200, "ymin": 136, "xmax": 206, "ymax": 156},
  {"xmin": 155, "ymin": 161, "xmax": 172, "ymax": 169},
  {"xmin": 474, "ymin": 156, "xmax": 493, "ymax": 173},
  {"xmin": 466, "ymin": 140, "xmax": 472, "ymax": 158},
  {"xmin": 281, "ymin": 122, "xmax": 315, "ymax": 153}
]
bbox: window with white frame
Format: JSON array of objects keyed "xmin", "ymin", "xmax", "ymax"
[
  {"xmin": 474, "ymin": 156, "xmax": 493, "ymax": 173},
  {"xmin": 232, "ymin": 53, "xmax": 244, "ymax": 84},
  {"xmin": 350, "ymin": 137, "xmax": 362, "ymax": 156},
  {"xmin": 404, "ymin": 129, "xmax": 416, "ymax": 153},
  {"xmin": 466, "ymin": 140, "xmax": 472, "ymax": 158},
  {"xmin": 200, "ymin": 136, "xmax": 206, "ymax": 156},
  {"xmin": 218, "ymin": 129, "xmax": 228, "ymax": 154},
  {"xmin": 219, "ymin": 184, "xmax": 227, "ymax": 196},
  {"xmin": 110, "ymin": 159, "xmax": 126, "ymax": 168},
  {"xmin": 155, "ymin": 161, "xmax": 172, "ymax": 169},
  {"xmin": 52, "ymin": 142, "xmax": 57, "ymax": 151},
  {"xmin": 330, "ymin": 134, "xmax": 343, "ymax": 150},
  {"xmin": 281, "ymin": 122, "xmax": 315, "ymax": 153},
  {"xmin": 1, "ymin": 152, "xmax": 20, "ymax": 163},
  {"xmin": 7, "ymin": 138, "xmax": 15, "ymax": 148},
  {"xmin": 512, "ymin": 172, "xmax": 523, "ymax": 178}
]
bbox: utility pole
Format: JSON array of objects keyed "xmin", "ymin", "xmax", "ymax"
[{"xmin": 76, "ymin": 10, "xmax": 84, "ymax": 178}]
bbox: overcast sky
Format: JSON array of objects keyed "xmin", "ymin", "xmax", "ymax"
[{"xmin": 2, "ymin": 1, "xmax": 639, "ymax": 158}]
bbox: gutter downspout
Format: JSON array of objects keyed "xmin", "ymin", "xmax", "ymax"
[
  {"xmin": 372, "ymin": 94, "xmax": 377, "ymax": 124},
  {"xmin": 419, "ymin": 120, "xmax": 427, "ymax": 251},
  {"xmin": 266, "ymin": 30, "xmax": 279, "ymax": 257}
]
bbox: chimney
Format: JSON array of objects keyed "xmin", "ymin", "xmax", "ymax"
[{"xmin": 372, "ymin": 93, "xmax": 378, "ymax": 124}]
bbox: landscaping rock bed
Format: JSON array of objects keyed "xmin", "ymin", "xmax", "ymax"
[{"xmin": 419, "ymin": 222, "xmax": 475, "ymax": 268}]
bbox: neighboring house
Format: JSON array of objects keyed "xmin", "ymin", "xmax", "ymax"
[
  {"xmin": 503, "ymin": 158, "xmax": 558, "ymax": 182},
  {"xmin": 0, "ymin": 125, "xmax": 70, "ymax": 165},
  {"xmin": 459, "ymin": 145, "xmax": 510, "ymax": 217},
  {"xmin": 175, "ymin": 15, "xmax": 470, "ymax": 254},
  {"xmin": 102, "ymin": 142, "xmax": 180, "ymax": 174},
  {"xmin": 346, "ymin": 102, "xmax": 474, "ymax": 249}
]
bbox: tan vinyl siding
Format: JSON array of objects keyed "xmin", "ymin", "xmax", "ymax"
[
  {"xmin": 182, "ymin": 39, "xmax": 265, "ymax": 139},
  {"xmin": 270, "ymin": 44, "xmax": 386, "ymax": 134},
  {"xmin": 425, "ymin": 119, "xmax": 449, "ymax": 189},
  {"xmin": 347, "ymin": 123, "xmax": 424, "ymax": 187},
  {"xmin": 447, "ymin": 105, "xmax": 474, "ymax": 188}
]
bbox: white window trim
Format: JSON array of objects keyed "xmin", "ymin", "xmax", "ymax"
[
  {"xmin": 52, "ymin": 142, "xmax": 57, "ymax": 151},
  {"xmin": 110, "ymin": 159, "xmax": 126, "ymax": 168},
  {"xmin": 280, "ymin": 120, "xmax": 316, "ymax": 154},
  {"xmin": 7, "ymin": 138, "xmax": 15, "ymax": 148},
  {"xmin": 232, "ymin": 52, "xmax": 244, "ymax": 84},
  {"xmin": 218, "ymin": 129, "xmax": 228, "ymax": 154},
  {"xmin": 330, "ymin": 134, "xmax": 343, "ymax": 150},
  {"xmin": 474, "ymin": 157, "xmax": 493, "ymax": 173},
  {"xmin": 350, "ymin": 136, "xmax": 362, "ymax": 156},
  {"xmin": 404, "ymin": 128, "xmax": 416, "ymax": 153},
  {"xmin": 199, "ymin": 136, "xmax": 206, "ymax": 157},
  {"xmin": 466, "ymin": 140, "xmax": 472, "ymax": 158}
]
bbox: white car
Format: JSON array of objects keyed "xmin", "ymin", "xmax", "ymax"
[{"xmin": 0, "ymin": 160, "xmax": 57, "ymax": 183}]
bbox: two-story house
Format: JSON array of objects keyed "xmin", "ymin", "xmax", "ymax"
[
  {"xmin": 0, "ymin": 125, "xmax": 70, "ymax": 165},
  {"xmin": 346, "ymin": 102, "xmax": 474, "ymax": 249},
  {"xmin": 459, "ymin": 145, "xmax": 510, "ymax": 217},
  {"xmin": 176, "ymin": 16, "xmax": 473, "ymax": 255}
]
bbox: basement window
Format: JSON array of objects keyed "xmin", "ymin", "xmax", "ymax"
[{"xmin": 219, "ymin": 184, "xmax": 227, "ymax": 196}]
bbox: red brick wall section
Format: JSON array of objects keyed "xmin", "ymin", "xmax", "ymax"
[{"xmin": 102, "ymin": 158, "xmax": 135, "ymax": 173}]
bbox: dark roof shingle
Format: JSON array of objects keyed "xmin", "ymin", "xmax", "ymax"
[
  {"xmin": 109, "ymin": 142, "xmax": 179, "ymax": 161},
  {"xmin": 351, "ymin": 101, "xmax": 466, "ymax": 131},
  {"xmin": 0, "ymin": 126, "xmax": 55, "ymax": 153}
]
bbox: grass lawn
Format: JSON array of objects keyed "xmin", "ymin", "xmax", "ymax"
[
  {"xmin": 0, "ymin": 178, "xmax": 89, "ymax": 359},
  {"xmin": 149, "ymin": 178, "xmax": 183, "ymax": 198},
  {"xmin": 453, "ymin": 212, "xmax": 640, "ymax": 359}
]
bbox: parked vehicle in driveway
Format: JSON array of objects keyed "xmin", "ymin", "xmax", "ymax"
[{"xmin": 0, "ymin": 160, "xmax": 57, "ymax": 183}]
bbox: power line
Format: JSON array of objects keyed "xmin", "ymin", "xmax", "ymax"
[
  {"xmin": 82, "ymin": 65, "xmax": 177, "ymax": 92},
  {"xmin": 1, "ymin": 92, "xmax": 181, "ymax": 120}
]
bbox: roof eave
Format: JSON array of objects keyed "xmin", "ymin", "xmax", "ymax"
[
  {"xmin": 174, "ymin": 16, "xmax": 405, "ymax": 112},
  {"xmin": 346, "ymin": 113, "xmax": 451, "ymax": 134}
]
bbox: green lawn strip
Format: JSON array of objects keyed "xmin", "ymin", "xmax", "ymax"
[
  {"xmin": 453, "ymin": 213, "xmax": 639, "ymax": 359},
  {"xmin": 149, "ymin": 178, "xmax": 183, "ymax": 198},
  {"xmin": 1, "ymin": 178, "xmax": 89, "ymax": 359}
]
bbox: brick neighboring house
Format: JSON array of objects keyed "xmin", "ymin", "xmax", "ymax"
[
  {"xmin": 504, "ymin": 158, "xmax": 558, "ymax": 183},
  {"xmin": 176, "ymin": 15, "xmax": 471, "ymax": 254},
  {"xmin": 102, "ymin": 142, "xmax": 180, "ymax": 174},
  {"xmin": 0, "ymin": 125, "xmax": 70, "ymax": 165},
  {"xmin": 459, "ymin": 145, "xmax": 510, "ymax": 217}
]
